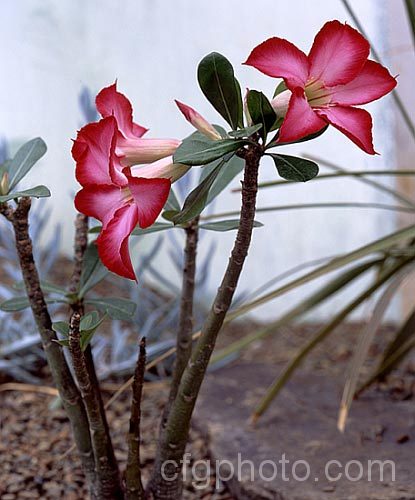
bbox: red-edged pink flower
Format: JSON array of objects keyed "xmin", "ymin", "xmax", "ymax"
[
  {"xmin": 244, "ymin": 20, "xmax": 397, "ymax": 154},
  {"xmin": 175, "ymin": 100, "xmax": 222, "ymax": 140},
  {"xmin": 73, "ymin": 83, "xmax": 189, "ymax": 281}
]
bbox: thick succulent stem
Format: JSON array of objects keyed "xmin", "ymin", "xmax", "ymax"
[
  {"xmin": 125, "ymin": 338, "xmax": 147, "ymax": 500},
  {"xmin": 161, "ymin": 216, "xmax": 200, "ymax": 427},
  {"xmin": 0, "ymin": 199, "xmax": 97, "ymax": 496},
  {"xmin": 149, "ymin": 145, "xmax": 261, "ymax": 499},
  {"xmin": 69, "ymin": 312, "xmax": 124, "ymax": 499},
  {"xmin": 69, "ymin": 213, "xmax": 123, "ymax": 498}
]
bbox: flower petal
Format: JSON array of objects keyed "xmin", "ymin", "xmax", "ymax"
[
  {"xmin": 244, "ymin": 37, "xmax": 309, "ymax": 89},
  {"xmin": 278, "ymin": 88, "xmax": 326, "ymax": 143},
  {"xmin": 72, "ymin": 116, "xmax": 127, "ymax": 187},
  {"xmin": 329, "ymin": 60, "xmax": 397, "ymax": 106},
  {"xmin": 96, "ymin": 82, "xmax": 148, "ymax": 140},
  {"xmin": 97, "ymin": 203, "xmax": 139, "ymax": 281},
  {"xmin": 308, "ymin": 21, "xmax": 370, "ymax": 87},
  {"xmin": 75, "ymin": 185, "xmax": 125, "ymax": 229},
  {"xmin": 175, "ymin": 100, "xmax": 222, "ymax": 140},
  {"xmin": 315, "ymin": 105, "xmax": 376, "ymax": 155},
  {"xmin": 117, "ymin": 137, "xmax": 181, "ymax": 166},
  {"xmin": 130, "ymin": 156, "xmax": 190, "ymax": 183},
  {"xmin": 127, "ymin": 176, "xmax": 171, "ymax": 228}
]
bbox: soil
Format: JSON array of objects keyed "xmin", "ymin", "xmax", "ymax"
[{"xmin": 1, "ymin": 319, "xmax": 415, "ymax": 499}]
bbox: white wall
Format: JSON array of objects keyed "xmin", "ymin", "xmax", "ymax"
[{"xmin": 0, "ymin": 0, "xmax": 406, "ymax": 320}]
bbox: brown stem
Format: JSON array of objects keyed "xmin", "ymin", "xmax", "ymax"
[
  {"xmin": 125, "ymin": 338, "xmax": 146, "ymax": 500},
  {"xmin": 69, "ymin": 213, "xmax": 123, "ymax": 498},
  {"xmin": 149, "ymin": 145, "xmax": 262, "ymax": 499},
  {"xmin": 0, "ymin": 199, "xmax": 97, "ymax": 495},
  {"xmin": 69, "ymin": 312, "xmax": 124, "ymax": 499},
  {"xmin": 161, "ymin": 216, "xmax": 199, "ymax": 427}
]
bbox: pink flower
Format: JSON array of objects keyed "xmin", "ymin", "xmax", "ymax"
[
  {"xmin": 244, "ymin": 20, "xmax": 397, "ymax": 154},
  {"xmin": 175, "ymin": 100, "xmax": 222, "ymax": 140},
  {"xmin": 73, "ymin": 83, "xmax": 188, "ymax": 281}
]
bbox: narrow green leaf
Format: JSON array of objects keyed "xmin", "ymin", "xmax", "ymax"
[
  {"xmin": 14, "ymin": 280, "xmax": 67, "ymax": 296},
  {"xmin": 269, "ymin": 154, "xmax": 319, "ymax": 182},
  {"xmin": 247, "ymin": 90, "xmax": 277, "ymax": 140},
  {"xmin": 199, "ymin": 219, "xmax": 263, "ymax": 231},
  {"xmin": 273, "ymin": 80, "xmax": 287, "ymax": 98},
  {"xmin": 165, "ymin": 189, "xmax": 180, "ymax": 211},
  {"xmin": 132, "ymin": 222, "xmax": 174, "ymax": 236},
  {"xmin": 173, "ymin": 131, "xmax": 246, "ymax": 166},
  {"xmin": 228, "ymin": 124, "xmax": 262, "ymax": 139},
  {"xmin": 0, "ymin": 185, "xmax": 51, "ymax": 203},
  {"xmin": 85, "ymin": 298, "xmax": 136, "ymax": 320},
  {"xmin": 213, "ymin": 258, "xmax": 383, "ymax": 366},
  {"xmin": 203, "ymin": 155, "xmax": 245, "ymax": 204},
  {"xmin": 172, "ymin": 161, "xmax": 224, "ymax": 225},
  {"xmin": 230, "ymin": 224, "xmax": 415, "ymax": 319},
  {"xmin": 79, "ymin": 243, "xmax": 108, "ymax": 298},
  {"xmin": 358, "ymin": 307, "xmax": 415, "ymax": 394},
  {"xmin": 250, "ymin": 258, "xmax": 410, "ymax": 423},
  {"xmin": 338, "ymin": 268, "xmax": 409, "ymax": 432},
  {"xmin": 161, "ymin": 211, "xmax": 179, "ymax": 222},
  {"xmin": 197, "ymin": 52, "xmax": 242, "ymax": 129},
  {"xmin": 267, "ymin": 125, "xmax": 329, "ymax": 149},
  {"xmin": 0, "ymin": 296, "xmax": 67, "ymax": 312},
  {"xmin": 8, "ymin": 138, "xmax": 47, "ymax": 190}
]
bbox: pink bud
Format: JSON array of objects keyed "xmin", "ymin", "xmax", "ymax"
[
  {"xmin": 0, "ymin": 171, "xmax": 9, "ymax": 195},
  {"xmin": 130, "ymin": 156, "xmax": 190, "ymax": 183},
  {"xmin": 271, "ymin": 89, "xmax": 292, "ymax": 118},
  {"xmin": 175, "ymin": 100, "xmax": 222, "ymax": 141},
  {"xmin": 243, "ymin": 89, "xmax": 253, "ymax": 126},
  {"xmin": 117, "ymin": 138, "xmax": 181, "ymax": 167}
]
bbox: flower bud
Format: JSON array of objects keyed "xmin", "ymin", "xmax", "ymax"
[
  {"xmin": 0, "ymin": 171, "xmax": 9, "ymax": 195},
  {"xmin": 175, "ymin": 100, "xmax": 222, "ymax": 141},
  {"xmin": 271, "ymin": 89, "xmax": 292, "ymax": 118},
  {"xmin": 243, "ymin": 89, "xmax": 253, "ymax": 126},
  {"xmin": 117, "ymin": 138, "xmax": 181, "ymax": 166},
  {"xmin": 130, "ymin": 156, "xmax": 190, "ymax": 183}
]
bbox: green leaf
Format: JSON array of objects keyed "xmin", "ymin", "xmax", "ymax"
[
  {"xmin": 165, "ymin": 189, "xmax": 180, "ymax": 211},
  {"xmin": 132, "ymin": 222, "xmax": 174, "ymax": 236},
  {"xmin": 173, "ymin": 131, "xmax": 246, "ymax": 166},
  {"xmin": 0, "ymin": 185, "xmax": 51, "ymax": 203},
  {"xmin": 85, "ymin": 297, "xmax": 136, "ymax": 320},
  {"xmin": 14, "ymin": 280, "xmax": 67, "ymax": 296},
  {"xmin": 0, "ymin": 297, "xmax": 31, "ymax": 311},
  {"xmin": 8, "ymin": 138, "xmax": 47, "ymax": 191},
  {"xmin": 246, "ymin": 91, "xmax": 277, "ymax": 140},
  {"xmin": 273, "ymin": 80, "xmax": 287, "ymax": 98},
  {"xmin": 228, "ymin": 124, "xmax": 262, "ymax": 139},
  {"xmin": 230, "ymin": 224, "xmax": 415, "ymax": 319},
  {"xmin": 80, "ymin": 311, "xmax": 106, "ymax": 350},
  {"xmin": 197, "ymin": 52, "xmax": 243, "ymax": 129},
  {"xmin": 0, "ymin": 296, "xmax": 67, "ymax": 312},
  {"xmin": 52, "ymin": 321, "xmax": 70, "ymax": 337},
  {"xmin": 268, "ymin": 125, "xmax": 329, "ymax": 149},
  {"xmin": 269, "ymin": 154, "xmax": 319, "ymax": 182},
  {"xmin": 172, "ymin": 161, "xmax": 224, "ymax": 225},
  {"xmin": 91, "ymin": 222, "xmax": 176, "ymax": 237},
  {"xmin": 202, "ymin": 155, "xmax": 245, "ymax": 204},
  {"xmin": 79, "ymin": 243, "xmax": 108, "ymax": 298},
  {"xmin": 199, "ymin": 219, "xmax": 263, "ymax": 231},
  {"xmin": 161, "ymin": 210, "xmax": 179, "ymax": 222}
]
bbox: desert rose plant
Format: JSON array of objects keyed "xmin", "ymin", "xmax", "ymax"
[{"xmin": 0, "ymin": 20, "xmax": 396, "ymax": 499}]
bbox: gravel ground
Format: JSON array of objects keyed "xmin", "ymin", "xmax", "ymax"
[{"xmin": 0, "ymin": 383, "xmax": 234, "ymax": 499}]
